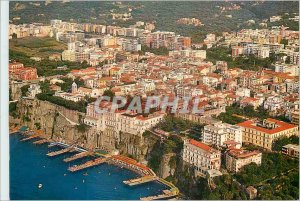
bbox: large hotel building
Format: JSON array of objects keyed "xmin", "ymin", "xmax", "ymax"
[
  {"xmin": 237, "ymin": 118, "xmax": 298, "ymax": 150},
  {"xmin": 182, "ymin": 139, "xmax": 221, "ymax": 175}
]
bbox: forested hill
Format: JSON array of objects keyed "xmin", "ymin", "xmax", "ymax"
[{"xmin": 10, "ymin": 1, "xmax": 299, "ymax": 42}]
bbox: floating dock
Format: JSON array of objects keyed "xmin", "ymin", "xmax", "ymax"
[
  {"xmin": 63, "ymin": 152, "xmax": 92, "ymax": 163},
  {"xmin": 20, "ymin": 133, "xmax": 42, "ymax": 142},
  {"xmin": 68, "ymin": 158, "xmax": 108, "ymax": 172},
  {"xmin": 123, "ymin": 175, "xmax": 158, "ymax": 186},
  {"xmin": 140, "ymin": 189, "xmax": 178, "ymax": 201},
  {"xmin": 47, "ymin": 147, "xmax": 74, "ymax": 157},
  {"xmin": 33, "ymin": 139, "xmax": 49, "ymax": 145}
]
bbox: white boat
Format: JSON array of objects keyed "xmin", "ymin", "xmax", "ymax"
[{"xmin": 38, "ymin": 184, "xmax": 43, "ymax": 189}]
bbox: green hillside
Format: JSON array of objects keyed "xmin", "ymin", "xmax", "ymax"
[{"xmin": 9, "ymin": 1, "xmax": 299, "ymax": 42}]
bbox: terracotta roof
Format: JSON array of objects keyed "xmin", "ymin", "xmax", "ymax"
[
  {"xmin": 189, "ymin": 139, "xmax": 212, "ymax": 152},
  {"xmin": 236, "ymin": 118, "xmax": 298, "ymax": 135}
]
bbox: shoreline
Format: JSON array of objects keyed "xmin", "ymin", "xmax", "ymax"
[{"xmin": 10, "ymin": 128, "xmax": 179, "ymax": 199}]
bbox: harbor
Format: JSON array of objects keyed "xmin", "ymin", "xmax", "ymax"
[{"xmin": 10, "ymin": 127, "xmax": 179, "ymax": 200}]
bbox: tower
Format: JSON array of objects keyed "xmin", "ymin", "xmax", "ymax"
[{"xmin": 72, "ymin": 82, "xmax": 77, "ymax": 93}]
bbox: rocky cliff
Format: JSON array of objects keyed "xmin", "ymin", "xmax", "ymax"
[
  {"xmin": 12, "ymin": 98, "xmax": 160, "ymax": 159},
  {"xmin": 12, "ymin": 98, "xmax": 96, "ymax": 148}
]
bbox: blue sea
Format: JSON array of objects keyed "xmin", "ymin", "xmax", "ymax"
[{"xmin": 10, "ymin": 134, "xmax": 167, "ymax": 200}]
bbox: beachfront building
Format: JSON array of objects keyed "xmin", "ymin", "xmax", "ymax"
[
  {"xmin": 182, "ymin": 139, "xmax": 221, "ymax": 176},
  {"xmin": 225, "ymin": 149, "xmax": 262, "ymax": 173},
  {"xmin": 237, "ymin": 118, "xmax": 299, "ymax": 150}
]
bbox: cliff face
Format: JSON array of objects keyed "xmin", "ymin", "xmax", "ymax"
[
  {"xmin": 14, "ymin": 98, "xmax": 96, "ymax": 148},
  {"xmin": 118, "ymin": 132, "xmax": 159, "ymax": 163},
  {"xmin": 158, "ymin": 153, "xmax": 176, "ymax": 179},
  {"xmin": 13, "ymin": 98, "xmax": 159, "ymax": 158}
]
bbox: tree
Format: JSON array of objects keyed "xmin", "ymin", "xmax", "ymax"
[
  {"xmin": 20, "ymin": 85, "xmax": 30, "ymax": 97},
  {"xmin": 280, "ymin": 39, "xmax": 288, "ymax": 47},
  {"xmin": 103, "ymin": 89, "xmax": 115, "ymax": 99},
  {"xmin": 285, "ymin": 56, "xmax": 291, "ymax": 64}
]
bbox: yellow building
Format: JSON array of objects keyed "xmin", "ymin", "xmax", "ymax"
[{"xmin": 237, "ymin": 118, "xmax": 299, "ymax": 150}]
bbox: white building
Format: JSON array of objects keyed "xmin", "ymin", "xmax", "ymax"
[
  {"xmin": 183, "ymin": 139, "xmax": 221, "ymax": 175},
  {"xmin": 84, "ymin": 101, "xmax": 165, "ymax": 137},
  {"xmin": 275, "ymin": 63, "xmax": 299, "ymax": 76},
  {"xmin": 225, "ymin": 149, "xmax": 262, "ymax": 173},
  {"xmin": 235, "ymin": 88, "xmax": 251, "ymax": 97},
  {"xmin": 27, "ymin": 84, "xmax": 41, "ymax": 98},
  {"xmin": 203, "ymin": 122, "xmax": 242, "ymax": 147},
  {"xmin": 264, "ymin": 96, "xmax": 284, "ymax": 112}
]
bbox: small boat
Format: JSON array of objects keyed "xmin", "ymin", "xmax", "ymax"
[
  {"xmin": 83, "ymin": 173, "xmax": 88, "ymax": 176},
  {"xmin": 38, "ymin": 184, "xmax": 43, "ymax": 189},
  {"xmin": 82, "ymin": 179, "xmax": 85, "ymax": 183}
]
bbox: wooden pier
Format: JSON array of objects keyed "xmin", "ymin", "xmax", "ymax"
[
  {"xmin": 140, "ymin": 189, "xmax": 177, "ymax": 201},
  {"xmin": 20, "ymin": 133, "xmax": 42, "ymax": 142},
  {"xmin": 33, "ymin": 139, "xmax": 49, "ymax": 145},
  {"xmin": 47, "ymin": 147, "xmax": 74, "ymax": 157},
  {"xmin": 123, "ymin": 175, "xmax": 158, "ymax": 186},
  {"xmin": 68, "ymin": 158, "xmax": 108, "ymax": 172},
  {"xmin": 63, "ymin": 152, "xmax": 92, "ymax": 163}
]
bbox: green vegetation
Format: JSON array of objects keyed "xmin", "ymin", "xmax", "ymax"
[
  {"xmin": 20, "ymin": 85, "xmax": 30, "ymax": 97},
  {"xmin": 10, "ymin": 37, "xmax": 66, "ymax": 58},
  {"xmin": 235, "ymin": 152, "xmax": 299, "ymax": 200},
  {"xmin": 236, "ymin": 152, "xmax": 298, "ymax": 186},
  {"xmin": 36, "ymin": 93, "xmax": 87, "ymax": 113},
  {"xmin": 10, "ymin": 2, "xmax": 298, "ymax": 42},
  {"xmin": 196, "ymin": 175, "xmax": 248, "ymax": 200},
  {"xmin": 268, "ymin": 14, "xmax": 299, "ymax": 31},
  {"xmin": 103, "ymin": 89, "xmax": 115, "ymax": 99},
  {"xmin": 9, "ymin": 102, "xmax": 18, "ymax": 118},
  {"xmin": 34, "ymin": 122, "xmax": 41, "ymax": 130},
  {"xmin": 217, "ymin": 104, "xmax": 292, "ymax": 125},
  {"xmin": 10, "ymin": 49, "xmax": 90, "ymax": 77},
  {"xmin": 157, "ymin": 115, "xmax": 196, "ymax": 133},
  {"xmin": 206, "ymin": 47, "xmax": 275, "ymax": 70},
  {"xmin": 76, "ymin": 123, "xmax": 90, "ymax": 133},
  {"xmin": 147, "ymin": 135, "xmax": 183, "ymax": 173},
  {"xmin": 257, "ymin": 171, "xmax": 299, "ymax": 200},
  {"xmin": 272, "ymin": 135, "xmax": 299, "ymax": 151},
  {"xmin": 56, "ymin": 77, "xmax": 85, "ymax": 92}
]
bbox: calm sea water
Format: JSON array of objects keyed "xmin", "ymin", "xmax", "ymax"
[{"xmin": 10, "ymin": 134, "xmax": 167, "ymax": 200}]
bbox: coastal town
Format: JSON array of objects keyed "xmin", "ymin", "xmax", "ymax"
[{"xmin": 8, "ymin": 2, "xmax": 299, "ymax": 200}]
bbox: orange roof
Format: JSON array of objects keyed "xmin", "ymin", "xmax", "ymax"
[
  {"xmin": 237, "ymin": 118, "xmax": 297, "ymax": 135},
  {"xmin": 189, "ymin": 139, "xmax": 212, "ymax": 152},
  {"xmin": 228, "ymin": 149, "xmax": 261, "ymax": 159}
]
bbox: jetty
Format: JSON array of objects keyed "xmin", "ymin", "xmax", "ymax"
[
  {"xmin": 123, "ymin": 175, "xmax": 158, "ymax": 186},
  {"xmin": 63, "ymin": 152, "xmax": 92, "ymax": 162},
  {"xmin": 68, "ymin": 157, "xmax": 108, "ymax": 172},
  {"xmin": 20, "ymin": 133, "xmax": 42, "ymax": 142},
  {"xmin": 140, "ymin": 189, "xmax": 178, "ymax": 201},
  {"xmin": 33, "ymin": 139, "xmax": 49, "ymax": 145},
  {"xmin": 47, "ymin": 147, "xmax": 74, "ymax": 157}
]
